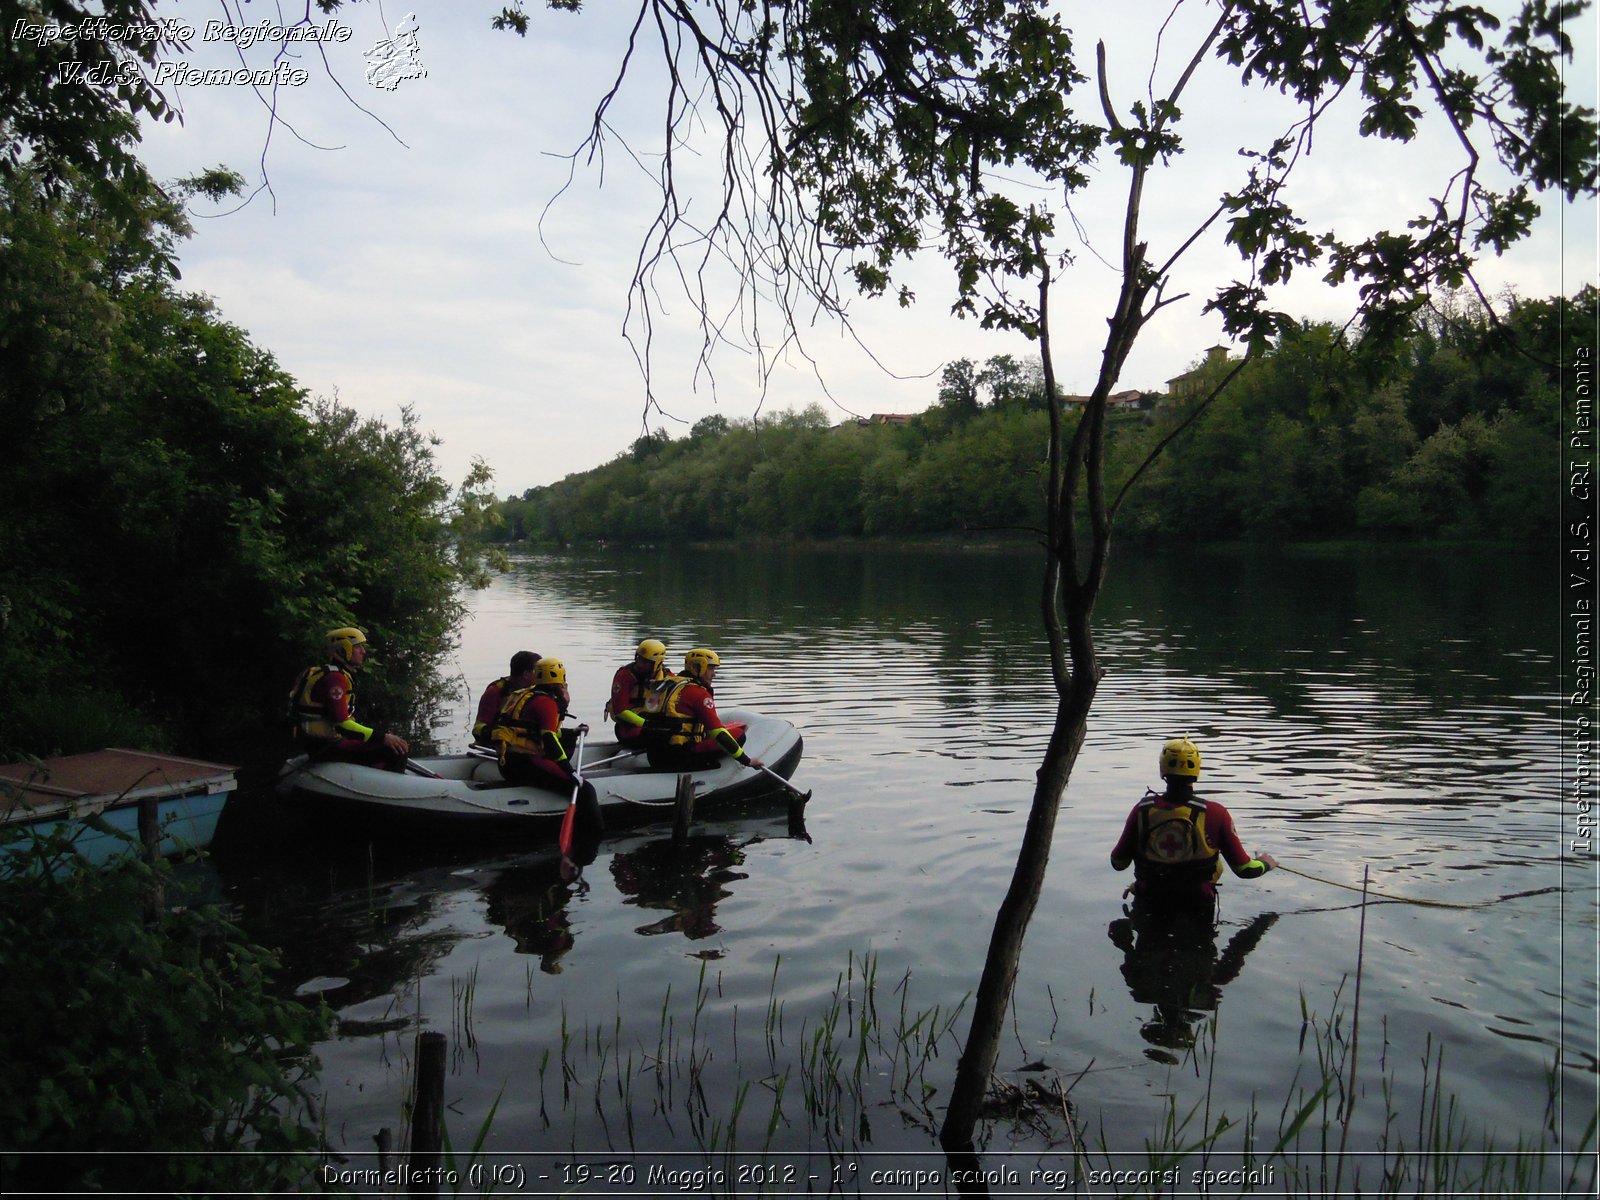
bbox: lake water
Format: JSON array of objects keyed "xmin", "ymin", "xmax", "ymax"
[{"xmin": 215, "ymin": 544, "xmax": 1594, "ymax": 1195}]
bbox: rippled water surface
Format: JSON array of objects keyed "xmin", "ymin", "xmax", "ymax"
[{"xmin": 216, "ymin": 544, "xmax": 1592, "ymax": 1187}]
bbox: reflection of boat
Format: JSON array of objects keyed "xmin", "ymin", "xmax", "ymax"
[
  {"xmin": 275, "ymin": 709, "xmax": 803, "ymax": 838},
  {"xmin": 0, "ymin": 748, "xmax": 236, "ymax": 865}
]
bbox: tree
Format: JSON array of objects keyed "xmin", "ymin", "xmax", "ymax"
[
  {"xmin": 0, "ymin": 162, "xmax": 493, "ymax": 759},
  {"xmin": 978, "ymin": 354, "xmax": 1043, "ymax": 413},
  {"xmin": 484, "ymin": 0, "xmax": 1592, "ymax": 1154},
  {"xmin": 938, "ymin": 359, "xmax": 980, "ymax": 414},
  {"xmin": 0, "ymin": 0, "xmax": 175, "ymax": 221},
  {"xmin": 35, "ymin": 0, "xmax": 1594, "ymax": 1155}
]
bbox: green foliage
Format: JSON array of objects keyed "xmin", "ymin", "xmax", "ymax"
[
  {"xmin": 1113, "ymin": 301, "xmax": 1568, "ymax": 542},
  {"xmin": 0, "ymin": 166, "xmax": 492, "ymax": 761},
  {"xmin": 0, "ymin": 829, "xmax": 331, "ymax": 1191},
  {"xmin": 502, "ymin": 297, "xmax": 1574, "ymax": 548},
  {"xmin": 0, "ymin": 1, "xmax": 178, "ymax": 228}
]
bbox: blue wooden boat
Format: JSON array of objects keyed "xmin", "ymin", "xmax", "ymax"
[{"xmin": 0, "ymin": 748, "xmax": 236, "ymax": 866}]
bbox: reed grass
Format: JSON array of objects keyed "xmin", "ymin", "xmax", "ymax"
[{"xmin": 392, "ymin": 944, "xmax": 1589, "ymax": 1200}]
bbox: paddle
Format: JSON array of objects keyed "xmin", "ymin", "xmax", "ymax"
[
  {"xmin": 557, "ymin": 728, "xmax": 588, "ymax": 858},
  {"xmin": 404, "ymin": 758, "xmax": 443, "ymax": 779},
  {"xmin": 750, "ymin": 759, "xmax": 811, "ymax": 802},
  {"xmin": 581, "ymin": 746, "xmax": 645, "ymax": 771}
]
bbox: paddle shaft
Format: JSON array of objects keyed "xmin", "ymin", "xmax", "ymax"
[
  {"xmin": 581, "ymin": 747, "xmax": 643, "ymax": 771},
  {"xmin": 558, "ymin": 729, "xmax": 588, "ymax": 857},
  {"xmin": 752, "ymin": 760, "xmax": 810, "ymax": 800}
]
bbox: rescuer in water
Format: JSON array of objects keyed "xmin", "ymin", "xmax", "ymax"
[{"xmin": 1110, "ymin": 737, "xmax": 1278, "ymax": 911}]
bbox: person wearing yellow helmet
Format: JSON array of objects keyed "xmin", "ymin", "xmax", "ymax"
[
  {"xmin": 286, "ymin": 626, "xmax": 410, "ymax": 770},
  {"xmin": 492, "ymin": 657, "xmax": 590, "ymax": 789},
  {"xmin": 605, "ymin": 638, "xmax": 669, "ymax": 744},
  {"xmin": 472, "ymin": 650, "xmax": 541, "ymax": 746},
  {"xmin": 640, "ymin": 647, "xmax": 763, "ymax": 772},
  {"xmin": 1110, "ymin": 737, "xmax": 1278, "ymax": 910}
]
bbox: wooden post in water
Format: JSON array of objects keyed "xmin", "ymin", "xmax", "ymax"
[
  {"xmin": 136, "ymin": 796, "xmax": 164, "ymax": 916},
  {"xmin": 409, "ymin": 1031, "xmax": 446, "ymax": 1195},
  {"xmin": 672, "ymin": 774, "xmax": 695, "ymax": 844}
]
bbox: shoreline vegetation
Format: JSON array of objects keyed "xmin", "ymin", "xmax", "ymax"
[
  {"xmin": 0, "ymin": 166, "xmax": 499, "ymax": 768},
  {"xmin": 497, "ymin": 532, "xmax": 1556, "ymax": 556},
  {"xmin": 492, "ymin": 293, "xmax": 1586, "ymax": 555}
]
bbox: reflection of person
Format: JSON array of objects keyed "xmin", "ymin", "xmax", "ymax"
[
  {"xmin": 472, "ymin": 651, "xmax": 540, "ymax": 746},
  {"xmin": 1110, "ymin": 737, "xmax": 1278, "ymax": 910},
  {"xmin": 482, "ymin": 859, "xmax": 583, "ymax": 974},
  {"xmin": 609, "ymin": 834, "xmax": 747, "ymax": 940},
  {"xmin": 642, "ymin": 648, "xmax": 764, "ymax": 771},
  {"xmin": 287, "ymin": 627, "xmax": 409, "ymax": 770},
  {"xmin": 1108, "ymin": 908, "xmax": 1278, "ymax": 1056},
  {"xmin": 606, "ymin": 639, "xmax": 668, "ymax": 744}
]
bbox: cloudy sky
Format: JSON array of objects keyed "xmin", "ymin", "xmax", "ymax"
[{"xmin": 127, "ymin": 0, "xmax": 1597, "ymax": 496}]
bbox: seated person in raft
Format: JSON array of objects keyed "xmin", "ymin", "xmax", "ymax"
[
  {"xmin": 640, "ymin": 647, "xmax": 764, "ymax": 772},
  {"xmin": 286, "ymin": 626, "xmax": 410, "ymax": 771},
  {"xmin": 492, "ymin": 657, "xmax": 591, "ymax": 792},
  {"xmin": 605, "ymin": 637, "xmax": 669, "ymax": 746},
  {"xmin": 472, "ymin": 650, "xmax": 539, "ymax": 747}
]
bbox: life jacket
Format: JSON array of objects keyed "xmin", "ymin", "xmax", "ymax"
[
  {"xmin": 1133, "ymin": 790, "xmax": 1223, "ymax": 888},
  {"xmin": 287, "ymin": 663, "xmax": 350, "ymax": 742},
  {"xmin": 493, "ymin": 685, "xmax": 567, "ymax": 760},
  {"xmin": 605, "ymin": 663, "xmax": 659, "ymax": 720},
  {"xmin": 472, "ymin": 676, "xmax": 512, "ymax": 742},
  {"xmin": 641, "ymin": 675, "xmax": 704, "ymax": 748}
]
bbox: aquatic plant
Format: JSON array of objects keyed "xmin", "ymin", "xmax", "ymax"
[{"xmin": 380, "ymin": 940, "xmax": 1591, "ymax": 1199}]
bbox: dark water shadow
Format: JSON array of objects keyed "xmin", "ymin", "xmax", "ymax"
[{"xmin": 1108, "ymin": 904, "xmax": 1279, "ymax": 1063}]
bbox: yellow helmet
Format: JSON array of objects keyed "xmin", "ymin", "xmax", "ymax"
[
  {"xmin": 683, "ymin": 647, "xmax": 721, "ymax": 680},
  {"xmin": 636, "ymin": 638, "xmax": 667, "ymax": 667},
  {"xmin": 325, "ymin": 627, "xmax": 367, "ymax": 665},
  {"xmin": 1160, "ymin": 737, "xmax": 1202, "ymax": 780},
  {"xmin": 534, "ymin": 657, "xmax": 567, "ymax": 686}
]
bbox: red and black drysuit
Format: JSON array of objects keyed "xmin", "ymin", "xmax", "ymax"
[
  {"xmin": 606, "ymin": 661, "xmax": 662, "ymax": 743},
  {"xmin": 493, "ymin": 686, "xmax": 584, "ymax": 792},
  {"xmin": 288, "ymin": 662, "xmax": 405, "ymax": 771},
  {"xmin": 1110, "ymin": 790, "xmax": 1270, "ymax": 909},
  {"xmin": 641, "ymin": 675, "xmax": 750, "ymax": 771}
]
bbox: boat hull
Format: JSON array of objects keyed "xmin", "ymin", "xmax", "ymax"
[
  {"xmin": 276, "ymin": 709, "xmax": 803, "ymax": 839},
  {"xmin": 0, "ymin": 749, "xmax": 236, "ymax": 867},
  {"xmin": 15, "ymin": 793, "xmax": 229, "ymax": 866}
]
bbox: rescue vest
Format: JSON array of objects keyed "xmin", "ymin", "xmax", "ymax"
[
  {"xmin": 493, "ymin": 686, "xmax": 567, "ymax": 761},
  {"xmin": 472, "ymin": 676, "xmax": 512, "ymax": 741},
  {"xmin": 605, "ymin": 664, "xmax": 659, "ymax": 721},
  {"xmin": 641, "ymin": 675, "xmax": 704, "ymax": 747},
  {"xmin": 287, "ymin": 663, "xmax": 351, "ymax": 742},
  {"xmin": 1133, "ymin": 791, "xmax": 1223, "ymax": 887}
]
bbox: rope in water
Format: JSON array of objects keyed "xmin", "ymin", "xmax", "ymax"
[{"xmin": 1276, "ymin": 864, "xmax": 1496, "ymax": 910}]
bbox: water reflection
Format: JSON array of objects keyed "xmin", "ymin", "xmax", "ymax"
[
  {"xmin": 1107, "ymin": 906, "xmax": 1279, "ymax": 1063},
  {"xmin": 481, "ymin": 856, "xmax": 582, "ymax": 974},
  {"xmin": 207, "ymin": 543, "xmax": 1578, "ymax": 1168},
  {"xmin": 609, "ymin": 833, "xmax": 750, "ymax": 942}
]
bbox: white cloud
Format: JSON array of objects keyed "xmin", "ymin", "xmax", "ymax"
[{"xmin": 133, "ymin": 1, "xmax": 1597, "ymax": 496}]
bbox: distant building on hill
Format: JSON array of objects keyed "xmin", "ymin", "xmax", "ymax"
[
  {"xmin": 839, "ymin": 412, "xmax": 918, "ymax": 428},
  {"xmin": 1165, "ymin": 344, "xmax": 1235, "ymax": 400},
  {"xmin": 1060, "ymin": 388, "xmax": 1155, "ymax": 411}
]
